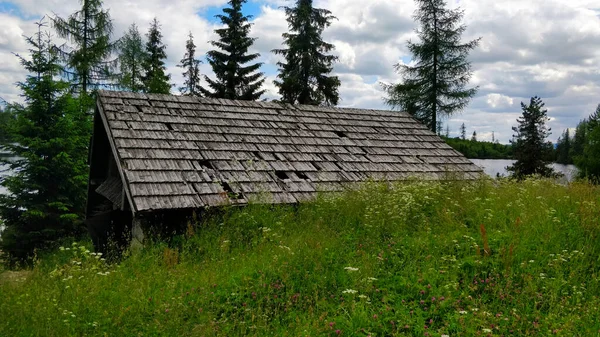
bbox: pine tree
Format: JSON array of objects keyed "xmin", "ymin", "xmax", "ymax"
[
  {"xmin": 575, "ymin": 104, "xmax": 600, "ymax": 182},
  {"xmin": 385, "ymin": 0, "xmax": 480, "ymax": 132},
  {"xmin": 572, "ymin": 120, "xmax": 587, "ymax": 161},
  {"xmin": 491, "ymin": 131, "xmax": 495, "ymax": 143},
  {"xmin": 436, "ymin": 121, "xmax": 443, "ymax": 136},
  {"xmin": 471, "ymin": 130, "xmax": 477, "ymax": 142},
  {"xmin": 445, "ymin": 125, "xmax": 450, "ymax": 138},
  {"xmin": 52, "ymin": 0, "xmax": 116, "ymax": 95},
  {"xmin": 273, "ymin": 0, "xmax": 340, "ymax": 105},
  {"xmin": 0, "ymin": 21, "xmax": 91, "ymax": 265},
  {"xmin": 507, "ymin": 96, "xmax": 555, "ymax": 179},
  {"xmin": 117, "ymin": 23, "xmax": 146, "ymax": 92},
  {"xmin": 142, "ymin": 18, "xmax": 171, "ymax": 94},
  {"xmin": 460, "ymin": 123, "xmax": 466, "ymax": 140},
  {"xmin": 178, "ymin": 32, "xmax": 203, "ymax": 96},
  {"xmin": 0, "ymin": 102, "xmax": 16, "ymax": 146},
  {"xmin": 202, "ymin": 0, "xmax": 264, "ymax": 100},
  {"xmin": 555, "ymin": 129, "xmax": 572, "ymax": 164}
]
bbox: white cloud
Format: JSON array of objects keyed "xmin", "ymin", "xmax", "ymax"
[{"xmin": 1, "ymin": 0, "xmax": 599, "ymax": 144}]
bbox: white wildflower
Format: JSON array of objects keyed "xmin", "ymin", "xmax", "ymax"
[
  {"xmin": 342, "ymin": 289, "xmax": 358, "ymax": 294},
  {"xmin": 482, "ymin": 328, "xmax": 492, "ymax": 333},
  {"xmin": 459, "ymin": 310, "xmax": 467, "ymax": 315},
  {"xmin": 344, "ymin": 267, "xmax": 359, "ymax": 272}
]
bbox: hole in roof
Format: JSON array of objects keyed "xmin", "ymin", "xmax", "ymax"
[
  {"xmin": 334, "ymin": 131, "xmax": 347, "ymax": 138},
  {"xmin": 198, "ymin": 160, "xmax": 214, "ymax": 170},
  {"xmin": 253, "ymin": 151, "xmax": 263, "ymax": 160},
  {"xmin": 296, "ymin": 171, "xmax": 309, "ymax": 180},
  {"xmin": 165, "ymin": 123, "xmax": 174, "ymax": 131},
  {"xmin": 275, "ymin": 171, "xmax": 289, "ymax": 180},
  {"xmin": 135, "ymin": 105, "xmax": 143, "ymax": 113},
  {"xmin": 220, "ymin": 181, "xmax": 244, "ymax": 200},
  {"xmin": 311, "ymin": 162, "xmax": 321, "ymax": 171}
]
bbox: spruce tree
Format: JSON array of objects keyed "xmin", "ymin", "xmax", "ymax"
[
  {"xmin": 460, "ymin": 123, "xmax": 466, "ymax": 140},
  {"xmin": 471, "ymin": 130, "xmax": 477, "ymax": 142},
  {"xmin": 117, "ymin": 23, "xmax": 146, "ymax": 92},
  {"xmin": 555, "ymin": 129, "xmax": 572, "ymax": 164},
  {"xmin": 202, "ymin": 0, "xmax": 264, "ymax": 100},
  {"xmin": 507, "ymin": 96, "xmax": 555, "ymax": 179},
  {"xmin": 385, "ymin": 0, "xmax": 480, "ymax": 132},
  {"xmin": 273, "ymin": 0, "xmax": 340, "ymax": 106},
  {"xmin": 445, "ymin": 125, "xmax": 450, "ymax": 138},
  {"xmin": 178, "ymin": 32, "xmax": 203, "ymax": 96},
  {"xmin": 575, "ymin": 104, "xmax": 600, "ymax": 182},
  {"xmin": 52, "ymin": 0, "xmax": 116, "ymax": 95},
  {"xmin": 0, "ymin": 22, "xmax": 90, "ymax": 265},
  {"xmin": 142, "ymin": 18, "xmax": 171, "ymax": 94},
  {"xmin": 436, "ymin": 121, "xmax": 443, "ymax": 136}
]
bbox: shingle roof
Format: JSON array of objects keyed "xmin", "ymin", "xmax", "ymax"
[{"xmin": 96, "ymin": 90, "xmax": 482, "ymax": 212}]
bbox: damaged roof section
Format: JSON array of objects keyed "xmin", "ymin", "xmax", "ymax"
[{"xmin": 95, "ymin": 91, "xmax": 482, "ymax": 212}]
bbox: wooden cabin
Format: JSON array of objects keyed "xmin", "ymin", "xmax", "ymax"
[{"xmin": 86, "ymin": 91, "xmax": 482, "ymax": 251}]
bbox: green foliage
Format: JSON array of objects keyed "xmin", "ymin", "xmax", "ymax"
[
  {"xmin": 507, "ymin": 96, "xmax": 555, "ymax": 179},
  {"xmin": 178, "ymin": 33, "xmax": 203, "ymax": 97},
  {"xmin": 117, "ymin": 24, "xmax": 146, "ymax": 92},
  {"xmin": 2, "ymin": 179, "xmax": 600, "ymax": 335},
  {"xmin": 555, "ymin": 128, "xmax": 573, "ymax": 165},
  {"xmin": 471, "ymin": 130, "xmax": 477, "ymax": 142},
  {"xmin": 202, "ymin": 0, "xmax": 265, "ymax": 100},
  {"xmin": 52, "ymin": 0, "xmax": 117, "ymax": 95},
  {"xmin": 574, "ymin": 104, "xmax": 600, "ymax": 182},
  {"xmin": 0, "ymin": 103, "xmax": 16, "ymax": 146},
  {"xmin": 384, "ymin": 0, "xmax": 480, "ymax": 132},
  {"xmin": 141, "ymin": 18, "xmax": 172, "ymax": 94},
  {"xmin": 444, "ymin": 136, "xmax": 513, "ymax": 159},
  {"xmin": 273, "ymin": 0, "xmax": 340, "ymax": 105},
  {"xmin": 0, "ymin": 27, "xmax": 91, "ymax": 266}
]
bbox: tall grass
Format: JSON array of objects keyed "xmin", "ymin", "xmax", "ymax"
[{"xmin": 1, "ymin": 178, "xmax": 599, "ymax": 336}]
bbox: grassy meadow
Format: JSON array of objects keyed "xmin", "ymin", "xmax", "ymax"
[{"xmin": 1, "ymin": 178, "xmax": 599, "ymax": 336}]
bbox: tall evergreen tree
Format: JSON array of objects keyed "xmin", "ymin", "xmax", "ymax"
[
  {"xmin": 460, "ymin": 123, "xmax": 466, "ymax": 140},
  {"xmin": 445, "ymin": 125, "xmax": 450, "ymax": 138},
  {"xmin": 555, "ymin": 128, "xmax": 572, "ymax": 164},
  {"xmin": 471, "ymin": 130, "xmax": 477, "ymax": 142},
  {"xmin": 384, "ymin": 0, "xmax": 480, "ymax": 132},
  {"xmin": 436, "ymin": 121, "xmax": 443, "ymax": 135},
  {"xmin": 0, "ymin": 22, "xmax": 90, "ymax": 265},
  {"xmin": 507, "ymin": 96, "xmax": 555, "ymax": 179},
  {"xmin": 571, "ymin": 119, "xmax": 587, "ymax": 161},
  {"xmin": 117, "ymin": 23, "xmax": 146, "ymax": 92},
  {"xmin": 575, "ymin": 104, "xmax": 600, "ymax": 182},
  {"xmin": 0, "ymin": 102, "xmax": 16, "ymax": 146},
  {"xmin": 142, "ymin": 18, "xmax": 171, "ymax": 94},
  {"xmin": 273, "ymin": 0, "xmax": 340, "ymax": 106},
  {"xmin": 202, "ymin": 0, "xmax": 264, "ymax": 100},
  {"xmin": 52, "ymin": 0, "xmax": 116, "ymax": 95},
  {"xmin": 178, "ymin": 32, "xmax": 203, "ymax": 96}
]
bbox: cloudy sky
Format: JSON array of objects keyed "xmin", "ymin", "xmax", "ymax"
[{"xmin": 1, "ymin": 0, "xmax": 599, "ymax": 143}]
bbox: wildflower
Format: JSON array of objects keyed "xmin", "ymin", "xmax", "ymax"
[
  {"xmin": 335, "ymin": 329, "xmax": 341, "ymax": 335},
  {"xmin": 329, "ymin": 322, "xmax": 335, "ymax": 327},
  {"xmin": 342, "ymin": 289, "xmax": 357, "ymax": 294},
  {"xmin": 529, "ymin": 260, "xmax": 535, "ymax": 263},
  {"xmin": 482, "ymin": 328, "xmax": 492, "ymax": 333},
  {"xmin": 59, "ymin": 247, "xmax": 65, "ymax": 251},
  {"xmin": 459, "ymin": 310, "xmax": 467, "ymax": 314},
  {"xmin": 344, "ymin": 267, "xmax": 359, "ymax": 272}
]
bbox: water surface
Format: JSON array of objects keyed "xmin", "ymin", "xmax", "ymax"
[{"xmin": 470, "ymin": 159, "xmax": 578, "ymax": 182}]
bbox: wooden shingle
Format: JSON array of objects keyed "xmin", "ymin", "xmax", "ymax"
[{"xmin": 95, "ymin": 91, "xmax": 482, "ymax": 212}]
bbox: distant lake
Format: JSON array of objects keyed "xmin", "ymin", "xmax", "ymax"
[{"xmin": 470, "ymin": 159, "xmax": 578, "ymax": 182}]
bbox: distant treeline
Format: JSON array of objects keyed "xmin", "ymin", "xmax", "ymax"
[{"xmin": 442, "ymin": 137, "xmax": 513, "ymax": 159}]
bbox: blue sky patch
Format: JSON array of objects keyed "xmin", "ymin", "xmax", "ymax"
[{"xmin": 198, "ymin": 0, "xmax": 263, "ymax": 24}]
